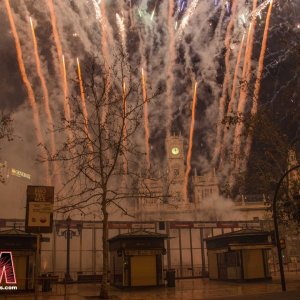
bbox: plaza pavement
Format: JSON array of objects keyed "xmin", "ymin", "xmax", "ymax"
[{"xmin": 1, "ymin": 272, "xmax": 299, "ymax": 300}]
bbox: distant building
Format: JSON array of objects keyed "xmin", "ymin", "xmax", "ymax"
[
  {"xmin": 192, "ymin": 169, "xmax": 219, "ymax": 204},
  {"xmin": 136, "ymin": 134, "xmax": 269, "ymax": 222}
]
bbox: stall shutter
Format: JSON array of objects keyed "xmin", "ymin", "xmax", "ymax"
[{"xmin": 131, "ymin": 255, "xmax": 156, "ymax": 286}]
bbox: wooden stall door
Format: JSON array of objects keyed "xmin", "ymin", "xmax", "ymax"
[
  {"xmin": 14, "ymin": 255, "xmax": 27, "ymax": 290},
  {"xmin": 243, "ymin": 249, "xmax": 264, "ymax": 279},
  {"xmin": 217, "ymin": 253, "xmax": 227, "ymax": 280},
  {"xmin": 130, "ymin": 255, "xmax": 156, "ymax": 286}
]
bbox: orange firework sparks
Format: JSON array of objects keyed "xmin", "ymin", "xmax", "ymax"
[
  {"xmin": 220, "ymin": 34, "xmax": 245, "ymax": 167},
  {"xmin": 5, "ymin": 0, "xmax": 49, "ymax": 183},
  {"xmin": 122, "ymin": 82, "xmax": 128, "ymax": 173},
  {"xmin": 47, "ymin": 0, "xmax": 71, "ymax": 123},
  {"xmin": 184, "ymin": 82, "xmax": 198, "ymax": 202},
  {"xmin": 30, "ymin": 17, "xmax": 61, "ymax": 186},
  {"xmin": 98, "ymin": 1, "xmax": 113, "ymax": 124},
  {"xmin": 62, "ymin": 55, "xmax": 71, "ymax": 121},
  {"xmin": 47, "ymin": 0, "xmax": 63, "ymax": 65},
  {"xmin": 141, "ymin": 68, "xmax": 151, "ymax": 170},
  {"xmin": 77, "ymin": 58, "xmax": 88, "ymax": 129},
  {"xmin": 244, "ymin": 0, "xmax": 273, "ymax": 165},
  {"xmin": 166, "ymin": 0, "xmax": 175, "ymax": 133},
  {"xmin": 122, "ymin": 82, "xmax": 126, "ymax": 114},
  {"xmin": 231, "ymin": 0, "xmax": 257, "ymax": 171},
  {"xmin": 77, "ymin": 58, "xmax": 94, "ymax": 156},
  {"xmin": 237, "ymin": 0, "xmax": 258, "ymax": 114},
  {"xmin": 228, "ymin": 34, "xmax": 245, "ymax": 114},
  {"xmin": 100, "ymin": 0, "xmax": 113, "ymax": 63},
  {"xmin": 212, "ymin": 0, "xmax": 237, "ymax": 165},
  {"xmin": 240, "ymin": 23, "xmax": 252, "ymax": 90},
  {"xmin": 230, "ymin": 25, "xmax": 252, "ymax": 170},
  {"xmin": 251, "ymin": 0, "xmax": 273, "ymax": 117}
]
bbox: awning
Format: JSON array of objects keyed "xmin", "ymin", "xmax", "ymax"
[{"xmin": 229, "ymin": 244, "xmax": 273, "ymax": 250}]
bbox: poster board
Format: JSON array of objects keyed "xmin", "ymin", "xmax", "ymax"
[{"xmin": 25, "ymin": 185, "xmax": 54, "ymax": 233}]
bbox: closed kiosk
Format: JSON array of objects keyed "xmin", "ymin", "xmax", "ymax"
[
  {"xmin": 0, "ymin": 228, "xmax": 37, "ymax": 291},
  {"xmin": 206, "ymin": 229, "xmax": 272, "ymax": 281},
  {"xmin": 108, "ymin": 230, "xmax": 168, "ymax": 287}
]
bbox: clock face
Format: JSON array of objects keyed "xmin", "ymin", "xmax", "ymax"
[{"xmin": 171, "ymin": 147, "xmax": 180, "ymax": 155}]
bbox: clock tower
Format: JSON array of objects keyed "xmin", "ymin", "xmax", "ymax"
[{"xmin": 166, "ymin": 134, "xmax": 185, "ymax": 202}]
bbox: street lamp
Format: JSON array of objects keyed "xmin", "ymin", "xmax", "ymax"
[
  {"xmin": 273, "ymin": 164, "xmax": 300, "ymax": 291},
  {"xmin": 56, "ymin": 216, "xmax": 82, "ymax": 282}
]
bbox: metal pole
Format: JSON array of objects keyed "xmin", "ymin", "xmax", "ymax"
[
  {"xmin": 35, "ymin": 234, "xmax": 40, "ymax": 300},
  {"xmin": 166, "ymin": 221, "xmax": 171, "ymax": 269},
  {"xmin": 272, "ymin": 164, "xmax": 300, "ymax": 292},
  {"xmin": 66, "ymin": 225, "xmax": 70, "ymax": 281},
  {"xmin": 64, "ymin": 216, "xmax": 73, "ymax": 282}
]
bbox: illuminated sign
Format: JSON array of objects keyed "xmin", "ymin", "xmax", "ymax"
[
  {"xmin": 0, "ymin": 252, "xmax": 17, "ymax": 285},
  {"xmin": 11, "ymin": 168, "xmax": 31, "ymax": 180},
  {"xmin": 25, "ymin": 186, "xmax": 54, "ymax": 233}
]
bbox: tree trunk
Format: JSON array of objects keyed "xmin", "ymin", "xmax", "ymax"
[{"xmin": 100, "ymin": 202, "xmax": 109, "ymax": 299}]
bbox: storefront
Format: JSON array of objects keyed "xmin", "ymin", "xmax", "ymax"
[
  {"xmin": 108, "ymin": 230, "xmax": 168, "ymax": 287},
  {"xmin": 0, "ymin": 228, "xmax": 37, "ymax": 291},
  {"xmin": 206, "ymin": 229, "xmax": 272, "ymax": 281}
]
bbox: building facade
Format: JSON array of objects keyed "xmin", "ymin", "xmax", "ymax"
[{"xmin": 136, "ymin": 134, "xmax": 268, "ymax": 222}]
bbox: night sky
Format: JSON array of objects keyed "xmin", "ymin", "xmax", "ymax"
[{"xmin": 0, "ymin": 0, "xmax": 299, "ymax": 206}]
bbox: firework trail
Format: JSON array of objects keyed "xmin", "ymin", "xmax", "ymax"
[
  {"xmin": 91, "ymin": 0, "xmax": 101, "ymax": 20},
  {"xmin": 166, "ymin": 0, "xmax": 176, "ymax": 133},
  {"xmin": 231, "ymin": 0, "xmax": 258, "ymax": 171},
  {"xmin": 122, "ymin": 82, "xmax": 127, "ymax": 119},
  {"xmin": 240, "ymin": 0, "xmax": 258, "ymax": 108},
  {"xmin": 5, "ymin": 0, "xmax": 50, "ymax": 184},
  {"xmin": 250, "ymin": 0, "xmax": 272, "ymax": 19},
  {"xmin": 141, "ymin": 68, "xmax": 151, "ymax": 170},
  {"xmin": 184, "ymin": 82, "xmax": 198, "ymax": 202},
  {"xmin": 243, "ymin": 0, "xmax": 273, "ymax": 168},
  {"xmin": 122, "ymin": 82, "xmax": 128, "ymax": 173},
  {"xmin": 76, "ymin": 58, "xmax": 91, "ymax": 145},
  {"xmin": 96, "ymin": 0, "xmax": 114, "ymax": 125},
  {"xmin": 62, "ymin": 55, "xmax": 71, "ymax": 121},
  {"xmin": 215, "ymin": 0, "xmax": 226, "ymax": 41},
  {"xmin": 251, "ymin": 0, "xmax": 273, "ymax": 118},
  {"xmin": 212, "ymin": 0, "xmax": 237, "ymax": 166},
  {"xmin": 176, "ymin": 0, "xmax": 199, "ymax": 40},
  {"xmin": 29, "ymin": 16, "xmax": 62, "ymax": 187},
  {"xmin": 227, "ymin": 34, "xmax": 246, "ymax": 114},
  {"xmin": 129, "ymin": 0, "xmax": 134, "ymax": 26},
  {"xmin": 47, "ymin": 0, "xmax": 72, "ymax": 141},
  {"xmin": 241, "ymin": 23, "xmax": 253, "ymax": 85},
  {"xmin": 99, "ymin": 0, "xmax": 114, "ymax": 65},
  {"xmin": 151, "ymin": 0, "xmax": 159, "ymax": 21},
  {"xmin": 76, "ymin": 58, "xmax": 88, "ymax": 126},
  {"xmin": 220, "ymin": 33, "xmax": 245, "ymax": 166},
  {"xmin": 116, "ymin": 13, "xmax": 127, "ymax": 57},
  {"xmin": 91, "ymin": 0, "xmax": 107, "ymax": 60}
]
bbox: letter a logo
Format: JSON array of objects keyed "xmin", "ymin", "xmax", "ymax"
[{"xmin": 0, "ymin": 252, "xmax": 17, "ymax": 284}]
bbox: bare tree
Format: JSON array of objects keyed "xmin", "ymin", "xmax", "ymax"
[
  {"xmin": 44, "ymin": 54, "xmax": 162, "ymax": 298},
  {"xmin": 0, "ymin": 112, "xmax": 13, "ymax": 146},
  {"xmin": 222, "ymin": 104, "xmax": 300, "ymax": 224},
  {"xmin": 0, "ymin": 113, "xmax": 13, "ymax": 183}
]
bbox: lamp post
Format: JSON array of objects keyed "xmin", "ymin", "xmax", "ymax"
[
  {"xmin": 56, "ymin": 216, "xmax": 82, "ymax": 282},
  {"xmin": 273, "ymin": 164, "xmax": 300, "ymax": 291}
]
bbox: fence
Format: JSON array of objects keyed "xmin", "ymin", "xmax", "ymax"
[{"xmin": 2, "ymin": 219, "xmax": 300, "ymax": 280}]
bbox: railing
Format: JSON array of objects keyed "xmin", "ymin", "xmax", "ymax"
[
  {"xmin": 269, "ymin": 262, "xmax": 300, "ymax": 275},
  {"xmin": 0, "ymin": 274, "xmax": 105, "ymax": 299},
  {"xmin": 164, "ymin": 265, "xmax": 209, "ymax": 279}
]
